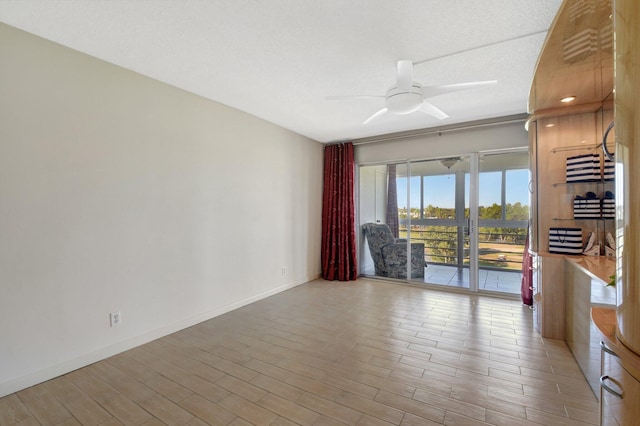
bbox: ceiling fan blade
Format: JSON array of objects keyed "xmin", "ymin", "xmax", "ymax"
[
  {"xmin": 396, "ymin": 60, "xmax": 413, "ymax": 91},
  {"xmin": 325, "ymin": 95, "xmax": 385, "ymax": 100},
  {"xmin": 422, "ymin": 80, "xmax": 497, "ymax": 98},
  {"xmin": 419, "ymin": 101, "xmax": 449, "ymax": 120},
  {"xmin": 363, "ymin": 107, "xmax": 388, "ymax": 124}
]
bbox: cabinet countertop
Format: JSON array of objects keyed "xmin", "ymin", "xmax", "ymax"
[
  {"xmin": 535, "ymin": 251, "xmax": 615, "ymax": 283},
  {"xmin": 567, "ymin": 256, "xmax": 616, "ymax": 306},
  {"xmin": 566, "ymin": 255, "xmax": 615, "ymax": 284}
]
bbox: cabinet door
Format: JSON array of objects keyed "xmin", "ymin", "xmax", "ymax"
[
  {"xmin": 601, "ymin": 353, "xmax": 640, "ymax": 425},
  {"xmin": 538, "ymin": 254, "xmax": 565, "ymax": 339},
  {"xmin": 601, "ymin": 345, "xmax": 621, "ymax": 425}
]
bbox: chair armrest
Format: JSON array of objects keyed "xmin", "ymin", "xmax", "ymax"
[{"xmin": 380, "ymin": 243, "xmax": 408, "ymax": 257}]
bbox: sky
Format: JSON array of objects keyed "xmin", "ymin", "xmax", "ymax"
[{"xmin": 397, "ymin": 169, "xmax": 530, "ymax": 209}]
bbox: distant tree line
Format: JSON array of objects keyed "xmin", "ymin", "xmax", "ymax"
[{"xmin": 399, "ymin": 202, "xmax": 528, "ymax": 221}]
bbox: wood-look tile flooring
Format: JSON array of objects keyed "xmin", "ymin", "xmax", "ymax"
[{"xmin": 1, "ymin": 279, "xmax": 599, "ymax": 425}]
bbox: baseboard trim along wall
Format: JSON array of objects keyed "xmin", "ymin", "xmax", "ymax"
[{"xmin": 0, "ymin": 275, "xmax": 319, "ymax": 398}]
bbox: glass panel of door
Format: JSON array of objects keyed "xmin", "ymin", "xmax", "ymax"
[
  {"xmin": 358, "ymin": 163, "xmax": 410, "ymax": 280},
  {"xmin": 400, "ymin": 157, "xmax": 474, "ymax": 288},
  {"xmin": 475, "ymin": 151, "xmax": 529, "ymax": 294}
]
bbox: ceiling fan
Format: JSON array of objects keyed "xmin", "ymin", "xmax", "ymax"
[{"xmin": 327, "ymin": 60, "xmax": 497, "ymax": 124}]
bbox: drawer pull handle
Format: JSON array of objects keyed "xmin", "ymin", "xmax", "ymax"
[
  {"xmin": 600, "ymin": 341, "xmax": 619, "ymax": 357},
  {"xmin": 600, "ymin": 375, "xmax": 623, "ymax": 399}
]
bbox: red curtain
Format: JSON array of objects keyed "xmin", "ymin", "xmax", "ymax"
[{"xmin": 321, "ymin": 142, "xmax": 358, "ymax": 281}]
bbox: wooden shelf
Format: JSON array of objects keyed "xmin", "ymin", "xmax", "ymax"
[
  {"xmin": 553, "ymin": 217, "xmax": 614, "ymax": 220},
  {"xmin": 552, "ymin": 179, "xmax": 615, "ymax": 187},
  {"xmin": 550, "ymin": 143, "xmax": 601, "ymax": 154}
]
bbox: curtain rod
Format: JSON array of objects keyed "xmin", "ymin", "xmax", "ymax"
[{"xmin": 351, "ymin": 115, "xmax": 528, "ymax": 146}]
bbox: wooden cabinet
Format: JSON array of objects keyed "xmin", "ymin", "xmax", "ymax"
[
  {"xmin": 600, "ymin": 349, "xmax": 640, "ymax": 426},
  {"xmin": 598, "ymin": 5, "xmax": 640, "ymax": 424},
  {"xmin": 527, "ymin": 0, "xmax": 615, "ymax": 344},
  {"xmin": 534, "ymin": 0, "xmax": 640, "ymax": 423},
  {"xmin": 594, "ymin": 308, "xmax": 640, "ymax": 426},
  {"xmin": 528, "ymin": 122, "xmax": 539, "ymax": 252},
  {"xmin": 613, "ymin": 0, "xmax": 640, "ymax": 361},
  {"xmin": 532, "ymin": 253, "xmax": 566, "ymax": 339},
  {"xmin": 529, "ymin": 110, "xmax": 615, "ymax": 256},
  {"xmin": 565, "ymin": 258, "xmax": 616, "ymax": 396}
]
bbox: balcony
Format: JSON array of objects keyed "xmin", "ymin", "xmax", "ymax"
[{"xmin": 400, "ymin": 224, "xmax": 526, "ymax": 294}]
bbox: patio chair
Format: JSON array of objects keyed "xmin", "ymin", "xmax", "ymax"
[{"xmin": 362, "ymin": 223, "xmax": 425, "ymax": 279}]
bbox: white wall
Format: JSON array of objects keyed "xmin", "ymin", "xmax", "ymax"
[{"xmin": 0, "ymin": 23, "xmax": 323, "ymax": 397}]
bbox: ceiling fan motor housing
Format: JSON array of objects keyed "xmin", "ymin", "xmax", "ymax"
[{"xmin": 385, "ymin": 84, "xmax": 423, "ymax": 114}]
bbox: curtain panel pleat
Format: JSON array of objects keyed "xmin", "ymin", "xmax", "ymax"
[{"xmin": 321, "ymin": 142, "xmax": 358, "ymax": 281}]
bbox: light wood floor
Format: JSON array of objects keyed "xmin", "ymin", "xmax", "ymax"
[{"xmin": 1, "ymin": 279, "xmax": 599, "ymax": 425}]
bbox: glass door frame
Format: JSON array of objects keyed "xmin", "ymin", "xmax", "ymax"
[{"xmin": 468, "ymin": 153, "xmax": 479, "ymax": 292}]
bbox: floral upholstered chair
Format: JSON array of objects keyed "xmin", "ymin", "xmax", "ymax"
[{"xmin": 362, "ymin": 223, "xmax": 425, "ymax": 279}]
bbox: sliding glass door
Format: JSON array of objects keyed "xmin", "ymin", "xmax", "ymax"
[
  {"xmin": 399, "ymin": 156, "xmax": 477, "ymax": 290},
  {"xmin": 476, "ymin": 151, "xmax": 529, "ymax": 294},
  {"xmin": 358, "ymin": 149, "xmax": 528, "ymax": 295}
]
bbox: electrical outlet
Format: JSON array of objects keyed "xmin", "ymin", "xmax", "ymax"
[
  {"xmin": 110, "ymin": 311, "xmax": 121, "ymax": 327},
  {"xmin": 282, "ymin": 267, "xmax": 287, "ymax": 276}
]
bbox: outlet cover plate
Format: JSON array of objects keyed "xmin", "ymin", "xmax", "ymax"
[{"xmin": 110, "ymin": 311, "xmax": 121, "ymax": 327}]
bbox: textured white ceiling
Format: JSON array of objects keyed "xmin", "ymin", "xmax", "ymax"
[{"xmin": 0, "ymin": 0, "xmax": 562, "ymax": 143}]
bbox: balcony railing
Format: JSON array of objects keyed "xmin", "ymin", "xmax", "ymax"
[{"xmin": 399, "ymin": 225, "xmax": 527, "ymax": 271}]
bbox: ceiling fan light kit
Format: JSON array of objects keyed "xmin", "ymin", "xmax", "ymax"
[
  {"xmin": 385, "ymin": 85, "xmax": 424, "ymax": 114},
  {"xmin": 329, "ymin": 59, "xmax": 497, "ymax": 125}
]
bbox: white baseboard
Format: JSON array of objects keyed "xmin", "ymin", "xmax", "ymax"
[{"xmin": 0, "ymin": 276, "xmax": 316, "ymax": 398}]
